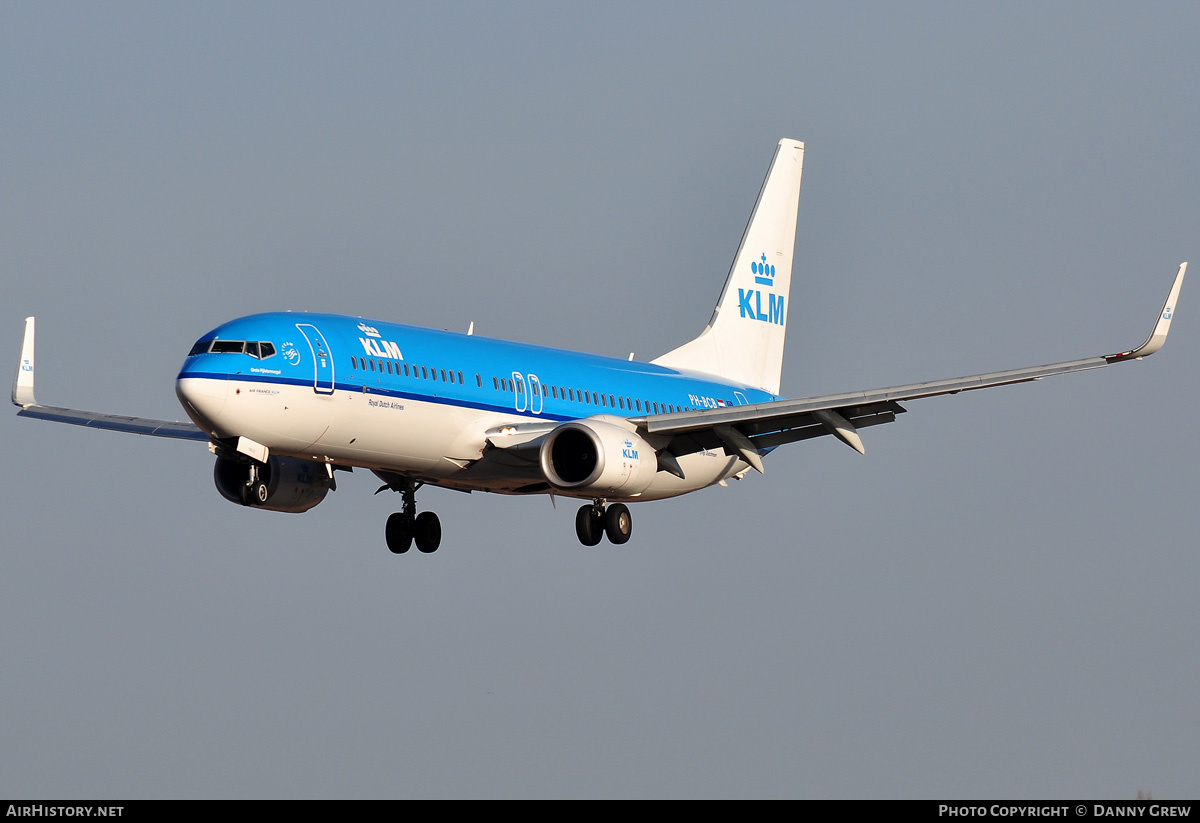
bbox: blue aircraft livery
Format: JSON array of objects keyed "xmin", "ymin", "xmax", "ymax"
[{"xmin": 9, "ymin": 139, "xmax": 1187, "ymax": 553}]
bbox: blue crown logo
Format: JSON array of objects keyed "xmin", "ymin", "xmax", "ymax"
[{"xmin": 751, "ymin": 253, "xmax": 775, "ymax": 286}]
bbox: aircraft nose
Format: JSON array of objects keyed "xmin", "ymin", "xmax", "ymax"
[{"xmin": 175, "ymin": 376, "xmax": 228, "ymax": 433}]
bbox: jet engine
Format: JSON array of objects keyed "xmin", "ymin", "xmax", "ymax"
[
  {"xmin": 539, "ymin": 419, "xmax": 657, "ymax": 497},
  {"xmin": 213, "ymin": 454, "xmax": 331, "ymax": 513}
]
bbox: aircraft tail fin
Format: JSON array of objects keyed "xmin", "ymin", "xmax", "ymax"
[{"xmin": 652, "ymin": 139, "xmax": 804, "ymax": 396}]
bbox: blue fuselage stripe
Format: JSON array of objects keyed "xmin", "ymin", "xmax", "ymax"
[{"xmin": 177, "ymin": 312, "xmax": 781, "ymax": 420}]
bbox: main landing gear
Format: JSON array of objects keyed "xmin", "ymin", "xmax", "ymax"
[
  {"xmin": 575, "ymin": 500, "xmax": 632, "ymax": 546},
  {"xmin": 384, "ymin": 479, "xmax": 441, "ymax": 554}
]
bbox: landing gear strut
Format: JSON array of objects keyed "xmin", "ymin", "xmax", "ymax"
[
  {"xmin": 575, "ymin": 500, "xmax": 632, "ymax": 546},
  {"xmin": 384, "ymin": 479, "xmax": 441, "ymax": 554}
]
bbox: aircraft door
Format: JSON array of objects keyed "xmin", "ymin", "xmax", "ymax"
[
  {"xmin": 527, "ymin": 374, "xmax": 543, "ymax": 415},
  {"xmin": 510, "ymin": 372, "xmax": 543, "ymax": 414},
  {"xmin": 296, "ymin": 323, "xmax": 335, "ymax": 394},
  {"xmin": 511, "ymin": 372, "xmax": 526, "ymax": 412}
]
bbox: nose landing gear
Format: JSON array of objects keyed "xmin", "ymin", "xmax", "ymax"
[
  {"xmin": 575, "ymin": 501, "xmax": 632, "ymax": 546},
  {"xmin": 238, "ymin": 462, "xmax": 269, "ymax": 507}
]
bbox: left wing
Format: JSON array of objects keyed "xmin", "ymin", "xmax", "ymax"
[
  {"xmin": 12, "ymin": 317, "xmax": 208, "ymax": 441},
  {"xmin": 634, "ymin": 262, "xmax": 1187, "ymax": 470}
]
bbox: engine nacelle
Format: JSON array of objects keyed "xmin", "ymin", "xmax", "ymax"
[
  {"xmin": 213, "ymin": 455, "xmax": 331, "ymax": 513},
  {"xmin": 540, "ymin": 419, "xmax": 657, "ymax": 497}
]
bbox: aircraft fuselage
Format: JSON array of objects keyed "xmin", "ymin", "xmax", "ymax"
[{"xmin": 175, "ymin": 312, "xmax": 776, "ymax": 501}]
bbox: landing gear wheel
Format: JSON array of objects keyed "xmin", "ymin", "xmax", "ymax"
[
  {"xmin": 414, "ymin": 511, "xmax": 441, "ymax": 553},
  {"xmin": 604, "ymin": 503, "xmax": 632, "ymax": 545},
  {"xmin": 239, "ymin": 480, "xmax": 269, "ymax": 506},
  {"xmin": 386, "ymin": 512, "xmax": 413, "ymax": 554},
  {"xmin": 575, "ymin": 504, "xmax": 604, "ymax": 546}
]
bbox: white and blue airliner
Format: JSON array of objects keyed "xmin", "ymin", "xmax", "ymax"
[{"xmin": 10, "ymin": 140, "xmax": 1187, "ymax": 553}]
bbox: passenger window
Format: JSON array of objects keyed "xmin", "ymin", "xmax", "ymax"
[{"xmin": 441, "ymin": 369, "xmax": 447, "ymax": 382}]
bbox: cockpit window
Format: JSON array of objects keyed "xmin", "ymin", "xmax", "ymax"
[
  {"xmin": 210, "ymin": 340, "xmax": 245, "ymax": 354},
  {"xmin": 187, "ymin": 340, "xmax": 278, "ymax": 359}
]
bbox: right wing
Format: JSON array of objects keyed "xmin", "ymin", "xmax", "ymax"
[
  {"xmin": 634, "ymin": 262, "xmax": 1187, "ymax": 470},
  {"xmin": 12, "ymin": 317, "xmax": 208, "ymax": 441}
]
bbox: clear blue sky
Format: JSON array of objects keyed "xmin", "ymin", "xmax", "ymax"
[{"xmin": 2, "ymin": 2, "xmax": 1197, "ymax": 798}]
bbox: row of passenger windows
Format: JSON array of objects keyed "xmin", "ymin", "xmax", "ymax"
[
  {"xmin": 349, "ymin": 355, "xmax": 696, "ymax": 415},
  {"xmin": 188, "ymin": 340, "xmax": 277, "ymax": 359},
  {"xmin": 191, "ymin": 344, "xmax": 703, "ymax": 415},
  {"xmin": 489, "ymin": 375, "xmax": 687, "ymax": 414},
  {"xmin": 350, "ymin": 356, "xmax": 475, "ymax": 387}
]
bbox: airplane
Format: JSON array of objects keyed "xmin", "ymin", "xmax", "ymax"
[{"xmin": 10, "ymin": 139, "xmax": 1187, "ymax": 554}]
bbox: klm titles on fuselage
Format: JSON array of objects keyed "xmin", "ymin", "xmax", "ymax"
[
  {"xmin": 738, "ymin": 253, "xmax": 785, "ymax": 326},
  {"xmin": 357, "ymin": 324, "xmax": 404, "ymax": 360}
]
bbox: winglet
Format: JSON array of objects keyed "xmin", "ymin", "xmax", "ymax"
[
  {"xmin": 1106, "ymin": 262, "xmax": 1186, "ymax": 363},
  {"xmin": 12, "ymin": 316, "xmax": 36, "ymax": 407}
]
